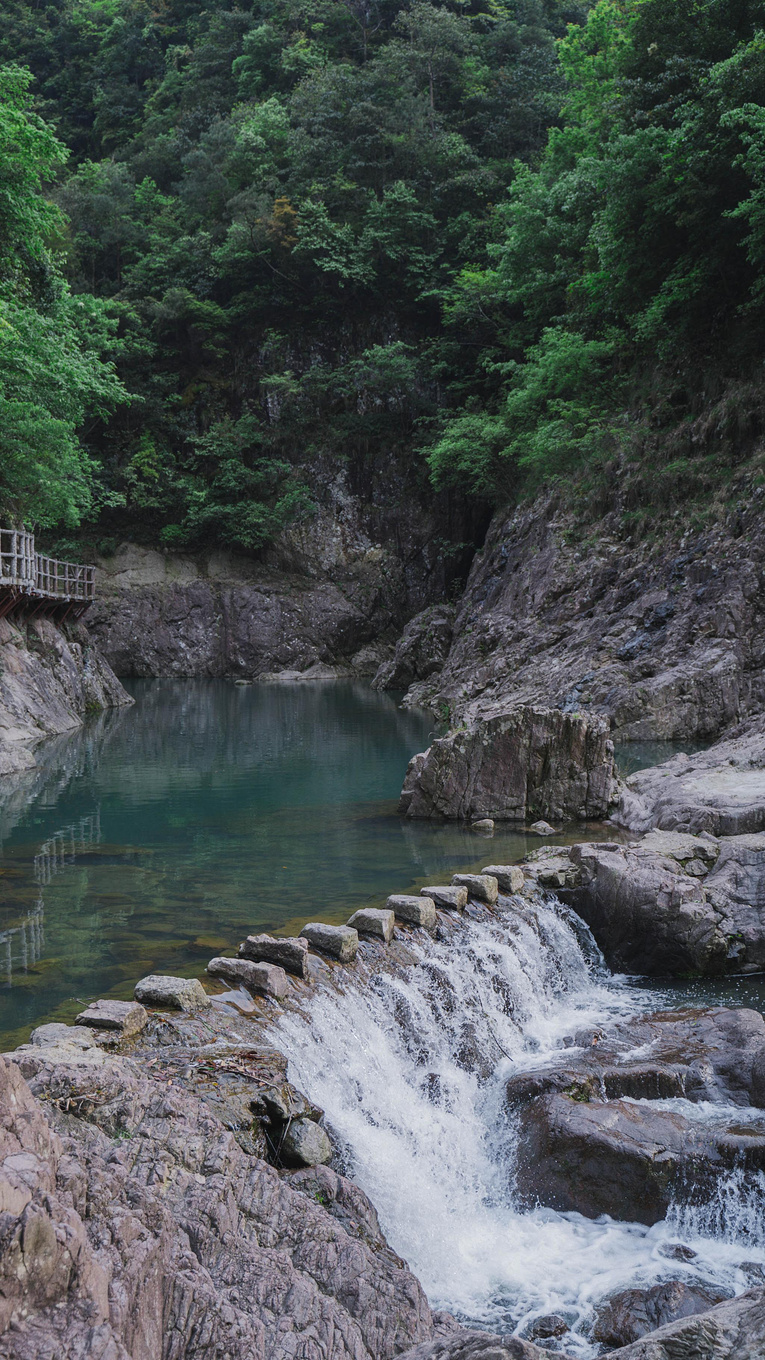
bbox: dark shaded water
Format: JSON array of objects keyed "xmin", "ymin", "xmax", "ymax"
[{"xmin": 0, "ymin": 680, "xmax": 607, "ymax": 1046}]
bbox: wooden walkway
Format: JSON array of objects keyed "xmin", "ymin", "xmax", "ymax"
[{"xmin": 0, "ymin": 529, "xmax": 96, "ymax": 620}]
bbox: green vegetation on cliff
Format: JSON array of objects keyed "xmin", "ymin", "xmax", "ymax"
[{"xmin": 1, "ymin": 0, "xmax": 763, "ymax": 545}]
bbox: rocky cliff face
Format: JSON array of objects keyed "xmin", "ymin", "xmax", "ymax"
[
  {"xmin": 87, "ymin": 470, "xmax": 482, "ymax": 679},
  {"xmin": 383, "ymin": 491, "xmax": 765, "ymax": 742},
  {"xmin": 0, "ymin": 615, "xmax": 130, "ymax": 775}
]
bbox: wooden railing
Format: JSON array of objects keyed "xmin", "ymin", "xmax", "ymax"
[{"xmin": 0, "ymin": 528, "xmax": 95, "ymax": 614}]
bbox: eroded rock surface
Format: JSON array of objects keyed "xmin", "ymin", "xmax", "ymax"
[
  {"xmin": 393, "ymin": 494, "xmax": 765, "ymax": 744},
  {"xmin": 616, "ymin": 716, "xmax": 765, "ymax": 835},
  {"xmin": 509, "ymin": 1006, "xmax": 765, "ymax": 1222},
  {"xmin": 0, "ymin": 615, "xmax": 130, "ymax": 774},
  {"xmin": 524, "ymin": 828, "xmax": 765, "ymax": 975},
  {"xmin": 399, "ymin": 706, "xmax": 614, "ymax": 822},
  {"xmin": 0, "ymin": 1032, "xmax": 435, "ymax": 1360}
]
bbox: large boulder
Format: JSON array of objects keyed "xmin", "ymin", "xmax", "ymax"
[
  {"xmin": 615, "ymin": 716, "xmax": 765, "ymax": 835},
  {"xmin": 399, "ymin": 706, "xmax": 614, "ymax": 822},
  {"xmin": 514, "ymin": 1090, "xmax": 765, "ymax": 1224},
  {"xmin": 525, "ymin": 828, "xmax": 765, "ymax": 975},
  {"xmin": 594, "ymin": 1281, "xmax": 731, "ymax": 1348},
  {"xmin": 610, "ymin": 1287, "xmax": 765, "ymax": 1359}
]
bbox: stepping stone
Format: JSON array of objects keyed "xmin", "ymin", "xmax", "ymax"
[
  {"xmin": 421, "ymin": 885, "xmax": 467, "ymax": 911},
  {"xmin": 134, "ymin": 975, "xmax": 210, "ymax": 1012},
  {"xmin": 207, "ymin": 956, "xmax": 288, "ymax": 999},
  {"xmin": 481, "ymin": 865, "xmax": 525, "ymax": 894},
  {"xmin": 451, "ymin": 873, "xmax": 499, "ymax": 905},
  {"xmin": 471, "ymin": 818, "xmax": 495, "ymax": 833},
  {"xmin": 386, "ymin": 895, "xmax": 437, "ymax": 929},
  {"xmin": 75, "ymin": 999, "xmax": 148, "ymax": 1036},
  {"xmin": 239, "ymin": 933, "xmax": 309, "ymax": 980},
  {"xmin": 299, "ymin": 923, "xmax": 359, "ymax": 962},
  {"xmin": 529, "ymin": 820, "xmax": 557, "ymax": 835},
  {"xmin": 347, "ymin": 908, "xmax": 395, "ymax": 942}
]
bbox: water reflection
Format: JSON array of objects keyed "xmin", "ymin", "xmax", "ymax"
[{"xmin": 0, "ymin": 680, "xmax": 627, "ymax": 1046}]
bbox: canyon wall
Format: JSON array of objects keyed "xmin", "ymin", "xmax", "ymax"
[{"xmin": 0, "ymin": 616, "xmax": 131, "ymax": 775}]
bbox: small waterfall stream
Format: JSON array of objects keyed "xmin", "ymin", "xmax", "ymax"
[{"xmin": 275, "ymin": 895, "xmax": 765, "ymax": 1354}]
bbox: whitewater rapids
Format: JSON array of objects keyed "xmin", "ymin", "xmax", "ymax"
[{"xmin": 274, "ymin": 895, "xmax": 765, "ymax": 1355}]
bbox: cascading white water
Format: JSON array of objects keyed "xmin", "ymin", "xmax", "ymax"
[{"xmin": 274, "ymin": 896, "xmax": 765, "ymax": 1355}]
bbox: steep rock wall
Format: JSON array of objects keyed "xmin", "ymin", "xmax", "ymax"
[
  {"xmin": 87, "ymin": 468, "xmax": 484, "ymax": 679},
  {"xmin": 0, "ymin": 615, "xmax": 131, "ymax": 774},
  {"xmin": 387, "ymin": 491, "xmax": 765, "ymax": 742}
]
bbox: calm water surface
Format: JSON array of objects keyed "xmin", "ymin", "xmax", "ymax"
[{"xmin": 0, "ymin": 679, "xmax": 605, "ymax": 1046}]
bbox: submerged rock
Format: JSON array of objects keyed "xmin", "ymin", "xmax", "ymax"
[
  {"xmin": 134, "ymin": 974, "xmax": 210, "ymax": 1011},
  {"xmin": 347, "ymin": 907, "xmax": 395, "ymax": 942},
  {"xmin": 300, "ymin": 922, "xmax": 359, "ymax": 962},
  {"xmin": 239, "ymin": 933, "xmax": 310, "ymax": 979},
  {"xmin": 399, "ymin": 705, "xmax": 614, "ymax": 822}
]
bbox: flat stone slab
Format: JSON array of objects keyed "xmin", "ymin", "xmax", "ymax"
[
  {"xmin": 451, "ymin": 873, "xmax": 499, "ymax": 905},
  {"xmin": 481, "ymin": 865, "xmax": 525, "ymax": 894},
  {"xmin": 299, "ymin": 923, "xmax": 359, "ymax": 962},
  {"xmin": 75, "ymin": 999, "xmax": 148, "ymax": 1035},
  {"xmin": 207, "ymin": 956, "xmax": 288, "ymax": 999},
  {"xmin": 31, "ymin": 1023, "xmax": 98, "ymax": 1050},
  {"xmin": 134, "ymin": 974, "xmax": 210, "ymax": 1012},
  {"xmin": 347, "ymin": 908, "xmax": 395, "ymax": 942},
  {"xmin": 387, "ymin": 895, "xmax": 437, "ymax": 929},
  {"xmin": 421, "ymin": 885, "xmax": 467, "ymax": 911},
  {"xmin": 239, "ymin": 933, "xmax": 309, "ymax": 979}
]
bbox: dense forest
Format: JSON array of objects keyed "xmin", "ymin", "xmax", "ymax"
[{"xmin": 1, "ymin": 0, "xmax": 764, "ymax": 554}]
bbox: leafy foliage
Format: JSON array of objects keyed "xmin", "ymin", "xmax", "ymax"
[{"xmin": 3, "ymin": 0, "xmax": 765, "ymax": 544}]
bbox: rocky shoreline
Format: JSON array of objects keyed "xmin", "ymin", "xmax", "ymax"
[{"xmin": 4, "ymin": 850, "xmax": 765, "ymax": 1360}]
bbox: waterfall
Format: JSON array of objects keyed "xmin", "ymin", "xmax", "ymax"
[{"xmin": 274, "ymin": 895, "xmax": 765, "ymax": 1355}]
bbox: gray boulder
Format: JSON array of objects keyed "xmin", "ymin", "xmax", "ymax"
[
  {"xmin": 421, "ymin": 885, "xmax": 467, "ymax": 911},
  {"xmin": 387, "ymin": 895, "xmax": 438, "ymax": 929},
  {"xmin": 280, "ymin": 1118, "xmax": 333, "ymax": 1168},
  {"xmin": 594, "ymin": 1281, "xmax": 730, "ymax": 1348},
  {"xmin": 75, "ymin": 999, "xmax": 148, "ymax": 1036},
  {"xmin": 525, "ymin": 829, "xmax": 765, "ymax": 975},
  {"xmin": 397, "ymin": 1329, "xmax": 574, "ymax": 1360},
  {"xmin": 615, "ymin": 717, "xmax": 765, "ymax": 836},
  {"xmin": 134, "ymin": 974, "xmax": 210, "ymax": 1011},
  {"xmin": 514, "ymin": 1090, "xmax": 765, "ymax": 1224},
  {"xmin": 299, "ymin": 923, "xmax": 359, "ymax": 962},
  {"xmin": 452, "ymin": 874, "xmax": 499, "ymax": 905},
  {"xmin": 399, "ymin": 706, "xmax": 614, "ymax": 822},
  {"xmin": 239, "ymin": 933, "xmax": 309, "ymax": 979},
  {"xmin": 610, "ymin": 1287, "xmax": 765, "ymax": 1359},
  {"xmin": 372, "ymin": 603, "xmax": 455, "ymax": 691},
  {"xmin": 347, "ymin": 908, "xmax": 395, "ymax": 942},
  {"xmin": 207, "ymin": 956, "xmax": 288, "ymax": 998},
  {"xmin": 481, "ymin": 865, "xmax": 525, "ymax": 894}
]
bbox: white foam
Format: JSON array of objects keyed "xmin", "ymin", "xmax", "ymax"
[{"xmin": 274, "ymin": 898, "xmax": 765, "ymax": 1355}]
